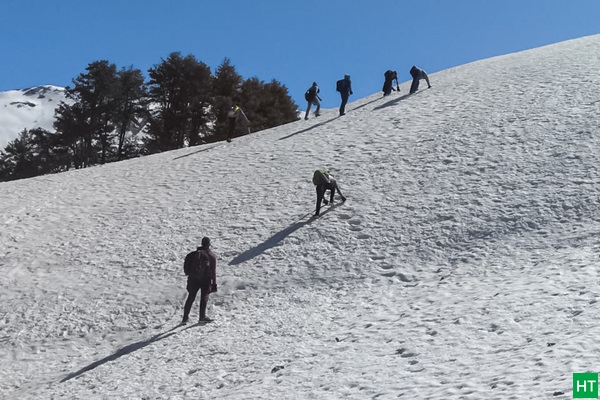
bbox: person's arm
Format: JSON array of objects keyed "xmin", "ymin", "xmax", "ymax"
[
  {"xmin": 239, "ymin": 109, "xmax": 250, "ymax": 124},
  {"xmin": 210, "ymin": 252, "xmax": 217, "ymax": 284}
]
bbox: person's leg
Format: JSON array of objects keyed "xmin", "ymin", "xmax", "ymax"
[
  {"xmin": 340, "ymin": 94, "xmax": 349, "ymax": 115},
  {"xmin": 410, "ymin": 78, "xmax": 419, "ymax": 94},
  {"xmin": 315, "ymin": 185, "xmax": 325, "ymax": 215},
  {"xmin": 383, "ymin": 80, "xmax": 391, "ymax": 96},
  {"xmin": 334, "ymin": 181, "xmax": 346, "ymax": 201},
  {"xmin": 314, "ymin": 99, "xmax": 320, "ymax": 116},
  {"xmin": 183, "ymin": 281, "xmax": 201, "ymax": 322},
  {"xmin": 327, "ymin": 182, "xmax": 335, "ymax": 203},
  {"xmin": 199, "ymin": 282, "xmax": 211, "ymax": 320},
  {"xmin": 425, "ymin": 74, "xmax": 431, "ymax": 88},
  {"xmin": 227, "ymin": 118, "xmax": 236, "ymax": 141},
  {"xmin": 304, "ymin": 101, "xmax": 312, "ymax": 120}
]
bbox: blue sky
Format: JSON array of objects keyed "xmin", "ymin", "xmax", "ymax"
[{"xmin": 0, "ymin": 0, "xmax": 598, "ymax": 109}]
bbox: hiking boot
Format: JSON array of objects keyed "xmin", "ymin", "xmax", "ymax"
[
  {"xmin": 322, "ymin": 199, "xmax": 329, "ymax": 205},
  {"xmin": 341, "ymin": 196, "xmax": 347, "ymax": 203},
  {"xmin": 182, "ymin": 317, "xmax": 189, "ymax": 325},
  {"xmin": 200, "ymin": 317, "xmax": 213, "ymax": 322}
]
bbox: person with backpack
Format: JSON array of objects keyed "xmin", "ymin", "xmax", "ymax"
[
  {"xmin": 182, "ymin": 237, "xmax": 217, "ymax": 324},
  {"xmin": 227, "ymin": 104, "xmax": 250, "ymax": 143},
  {"xmin": 304, "ymin": 82, "xmax": 322, "ymax": 120},
  {"xmin": 382, "ymin": 70, "xmax": 399, "ymax": 96},
  {"xmin": 409, "ymin": 66, "xmax": 431, "ymax": 94},
  {"xmin": 335, "ymin": 75, "xmax": 353, "ymax": 116},
  {"xmin": 312, "ymin": 169, "xmax": 346, "ymax": 217}
]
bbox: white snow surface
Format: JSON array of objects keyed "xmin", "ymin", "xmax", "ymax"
[
  {"xmin": 0, "ymin": 85, "xmax": 68, "ymax": 148},
  {"xmin": 2, "ymin": 35, "xmax": 600, "ymax": 399}
]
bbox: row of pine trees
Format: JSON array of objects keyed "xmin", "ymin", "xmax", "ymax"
[{"xmin": 0, "ymin": 53, "xmax": 299, "ymax": 182}]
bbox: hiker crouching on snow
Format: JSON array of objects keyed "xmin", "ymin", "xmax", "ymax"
[
  {"xmin": 409, "ymin": 66, "xmax": 431, "ymax": 94},
  {"xmin": 382, "ymin": 70, "xmax": 399, "ymax": 96},
  {"xmin": 312, "ymin": 169, "xmax": 346, "ymax": 216}
]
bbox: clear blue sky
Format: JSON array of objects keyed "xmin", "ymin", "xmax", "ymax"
[{"xmin": 0, "ymin": 0, "xmax": 598, "ymax": 109}]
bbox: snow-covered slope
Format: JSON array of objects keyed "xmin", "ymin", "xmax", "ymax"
[
  {"xmin": 2, "ymin": 34, "xmax": 600, "ymax": 399},
  {"xmin": 0, "ymin": 85, "xmax": 68, "ymax": 148}
]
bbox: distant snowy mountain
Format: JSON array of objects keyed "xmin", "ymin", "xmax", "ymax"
[
  {"xmin": 0, "ymin": 85, "xmax": 68, "ymax": 148},
  {"xmin": 2, "ymin": 35, "xmax": 600, "ymax": 399}
]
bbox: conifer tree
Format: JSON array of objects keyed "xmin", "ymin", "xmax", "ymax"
[
  {"xmin": 69, "ymin": 60, "xmax": 119, "ymax": 165},
  {"xmin": 145, "ymin": 52, "xmax": 212, "ymax": 152},
  {"xmin": 0, "ymin": 130, "xmax": 34, "ymax": 181},
  {"xmin": 53, "ymin": 102, "xmax": 89, "ymax": 169},
  {"xmin": 113, "ymin": 67, "xmax": 147, "ymax": 160},
  {"xmin": 238, "ymin": 78, "xmax": 299, "ymax": 133},
  {"xmin": 211, "ymin": 58, "xmax": 243, "ymax": 141}
]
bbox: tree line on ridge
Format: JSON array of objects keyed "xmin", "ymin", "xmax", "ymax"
[{"xmin": 0, "ymin": 53, "xmax": 299, "ymax": 181}]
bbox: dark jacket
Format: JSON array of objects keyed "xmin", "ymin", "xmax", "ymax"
[
  {"xmin": 410, "ymin": 66, "xmax": 426, "ymax": 79},
  {"xmin": 339, "ymin": 77, "xmax": 353, "ymax": 96},
  {"xmin": 306, "ymin": 85, "xmax": 320, "ymax": 102},
  {"xmin": 188, "ymin": 246, "xmax": 217, "ymax": 284}
]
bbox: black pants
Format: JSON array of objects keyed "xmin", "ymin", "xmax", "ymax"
[
  {"xmin": 315, "ymin": 180, "xmax": 344, "ymax": 215},
  {"xmin": 409, "ymin": 78, "xmax": 420, "ymax": 94},
  {"xmin": 227, "ymin": 117, "xmax": 237, "ymax": 141},
  {"xmin": 382, "ymin": 79, "xmax": 393, "ymax": 96},
  {"xmin": 183, "ymin": 277, "xmax": 211, "ymax": 320},
  {"xmin": 339, "ymin": 93, "xmax": 349, "ymax": 115},
  {"xmin": 410, "ymin": 74, "xmax": 430, "ymax": 94}
]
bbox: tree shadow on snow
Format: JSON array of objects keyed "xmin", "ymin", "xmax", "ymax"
[
  {"xmin": 60, "ymin": 323, "xmax": 196, "ymax": 383},
  {"xmin": 229, "ymin": 210, "xmax": 327, "ymax": 266}
]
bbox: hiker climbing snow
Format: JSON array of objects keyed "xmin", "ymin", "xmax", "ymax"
[
  {"xmin": 304, "ymin": 82, "xmax": 322, "ymax": 120},
  {"xmin": 409, "ymin": 66, "xmax": 431, "ymax": 94},
  {"xmin": 336, "ymin": 75, "xmax": 353, "ymax": 116},
  {"xmin": 382, "ymin": 70, "xmax": 399, "ymax": 96},
  {"xmin": 227, "ymin": 105, "xmax": 250, "ymax": 142},
  {"xmin": 312, "ymin": 169, "xmax": 346, "ymax": 217}
]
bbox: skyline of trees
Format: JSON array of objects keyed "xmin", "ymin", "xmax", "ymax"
[{"xmin": 0, "ymin": 54, "xmax": 299, "ymax": 181}]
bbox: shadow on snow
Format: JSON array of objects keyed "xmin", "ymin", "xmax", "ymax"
[
  {"xmin": 173, "ymin": 144, "xmax": 222, "ymax": 160},
  {"xmin": 228, "ymin": 206, "xmax": 338, "ymax": 266},
  {"xmin": 372, "ymin": 89, "xmax": 427, "ymax": 111},
  {"xmin": 278, "ymin": 117, "xmax": 338, "ymax": 141},
  {"xmin": 60, "ymin": 323, "xmax": 199, "ymax": 383}
]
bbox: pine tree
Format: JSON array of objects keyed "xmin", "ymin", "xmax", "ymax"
[
  {"xmin": 211, "ymin": 58, "xmax": 243, "ymax": 141},
  {"xmin": 0, "ymin": 130, "xmax": 35, "ymax": 181},
  {"xmin": 70, "ymin": 60, "xmax": 119, "ymax": 165},
  {"xmin": 54, "ymin": 102, "xmax": 89, "ymax": 169},
  {"xmin": 238, "ymin": 78, "xmax": 299, "ymax": 133},
  {"xmin": 113, "ymin": 67, "xmax": 147, "ymax": 160},
  {"xmin": 145, "ymin": 52, "xmax": 212, "ymax": 152}
]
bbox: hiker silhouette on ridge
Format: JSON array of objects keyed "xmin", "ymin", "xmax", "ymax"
[{"xmin": 409, "ymin": 66, "xmax": 431, "ymax": 94}]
